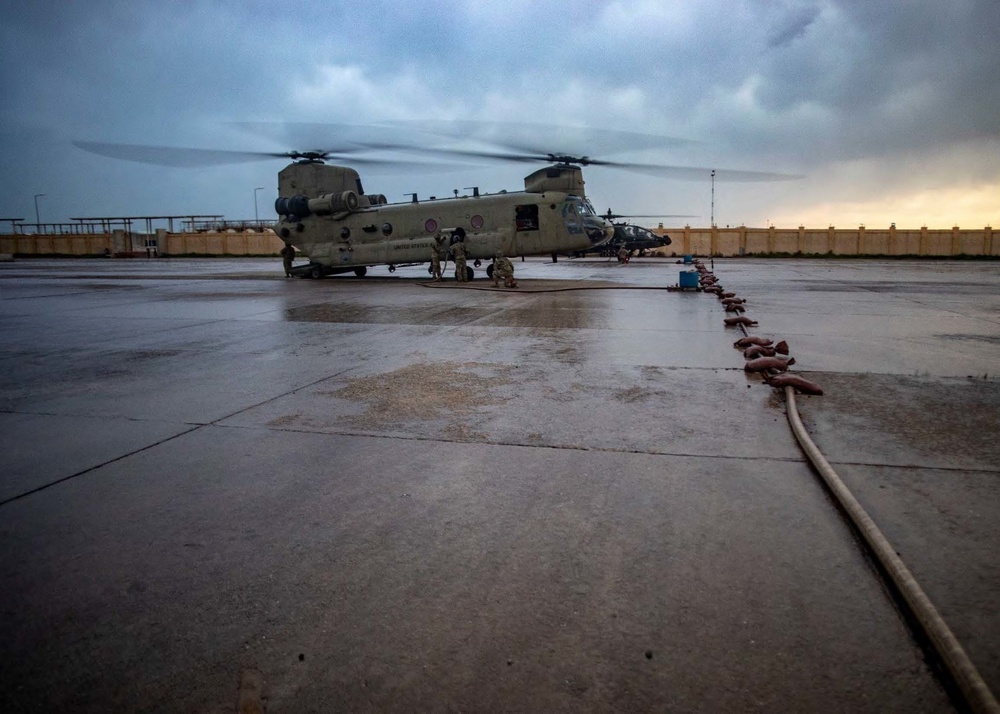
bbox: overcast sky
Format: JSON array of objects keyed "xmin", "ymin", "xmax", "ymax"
[{"xmin": 1, "ymin": 0, "xmax": 998, "ymax": 230}]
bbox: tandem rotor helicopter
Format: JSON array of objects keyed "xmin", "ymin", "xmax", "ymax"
[{"xmin": 74, "ymin": 122, "xmax": 800, "ymax": 280}]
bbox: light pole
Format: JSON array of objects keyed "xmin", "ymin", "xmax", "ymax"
[
  {"xmin": 710, "ymin": 170, "xmax": 715, "ymax": 228},
  {"xmin": 253, "ymin": 187, "xmax": 264, "ymax": 226},
  {"xmin": 34, "ymin": 193, "xmax": 46, "ymax": 229}
]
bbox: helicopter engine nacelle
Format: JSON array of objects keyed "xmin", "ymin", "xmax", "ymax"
[
  {"xmin": 274, "ymin": 191, "xmax": 359, "ymax": 218},
  {"xmin": 274, "ymin": 195, "xmax": 307, "ymax": 218},
  {"xmin": 308, "ymin": 190, "xmax": 360, "ymax": 215}
]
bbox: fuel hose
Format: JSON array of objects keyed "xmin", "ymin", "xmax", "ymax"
[
  {"xmin": 733, "ymin": 306, "xmax": 999, "ymax": 713},
  {"xmin": 785, "ymin": 390, "xmax": 1000, "ymax": 713}
]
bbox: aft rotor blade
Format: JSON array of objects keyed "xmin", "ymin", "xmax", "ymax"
[
  {"xmin": 391, "ymin": 146, "xmax": 547, "ymax": 163},
  {"xmin": 590, "ymin": 159, "xmax": 804, "ymax": 182},
  {"xmin": 606, "ymin": 212, "xmax": 699, "ymax": 219}
]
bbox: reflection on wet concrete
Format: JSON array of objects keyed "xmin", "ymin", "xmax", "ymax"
[
  {"xmin": 284, "ymin": 302, "xmax": 500, "ymax": 326},
  {"xmin": 284, "ymin": 296, "xmax": 606, "ymax": 330},
  {"xmin": 1, "ymin": 257, "xmax": 999, "ymax": 712}
]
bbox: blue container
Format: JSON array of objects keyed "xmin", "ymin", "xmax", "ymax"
[
  {"xmin": 683, "ymin": 254, "xmax": 693, "ymax": 264},
  {"xmin": 679, "ymin": 270, "xmax": 699, "ymax": 288}
]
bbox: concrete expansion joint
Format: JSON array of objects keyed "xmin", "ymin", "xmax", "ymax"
[
  {"xmin": 207, "ymin": 422, "xmax": 806, "ymax": 463},
  {"xmin": 0, "ymin": 425, "xmax": 201, "ymax": 509},
  {"xmin": 825, "ymin": 459, "xmax": 1000, "ymax": 475}
]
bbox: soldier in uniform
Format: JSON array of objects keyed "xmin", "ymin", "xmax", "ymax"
[
  {"xmin": 280, "ymin": 243, "xmax": 296, "ymax": 277},
  {"xmin": 493, "ymin": 251, "xmax": 518, "ymax": 288},
  {"xmin": 430, "ymin": 234, "xmax": 446, "ymax": 281},
  {"xmin": 452, "ymin": 235, "xmax": 468, "ymax": 282}
]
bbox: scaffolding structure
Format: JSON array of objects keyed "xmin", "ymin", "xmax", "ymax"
[{"xmin": 2, "ymin": 216, "xmax": 277, "ymax": 236}]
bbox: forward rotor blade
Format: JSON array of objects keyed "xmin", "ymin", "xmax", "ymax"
[
  {"xmin": 73, "ymin": 141, "xmax": 294, "ymax": 167},
  {"xmin": 229, "ymin": 121, "xmax": 415, "ymax": 153},
  {"xmin": 73, "ymin": 140, "xmax": 467, "ymax": 171}
]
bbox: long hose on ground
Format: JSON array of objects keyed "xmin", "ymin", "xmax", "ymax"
[
  {"xmin": 785, "ymin": 388, "xmax": 1000, "ymax": 714},
  {"xmin": 733, "ymin": 310, "xmax": 998, "ymax": 713}
]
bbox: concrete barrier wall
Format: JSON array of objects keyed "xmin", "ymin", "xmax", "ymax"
[
  {"xmin": 2, "ymin": 231, "xmax": 284, "ymax": 257},
  {"xmin": 161, "ymin": 231, "xmax": 285, "ymax": 255},
  {"xmin": 4, "ymin": 227, "xmax": 997, "ymax": 258},
  {"xmin": 1, "ymin": 234, "xmax": 114, "ymax": 255},
  {"xmin": 651, "ymin": 226, "xmax": 998, "ymax": 257}
]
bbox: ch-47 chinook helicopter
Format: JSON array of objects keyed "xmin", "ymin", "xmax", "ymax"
[
  {"xmin": 270, "ymin": 155, "xmax": 613, "ymax": 280},
  {"xmin": 74, "ymin": 122, "xmax": 801, "ymax": 280}
]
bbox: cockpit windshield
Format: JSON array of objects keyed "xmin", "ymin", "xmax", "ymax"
[{"xmin": 564, "ymin": 196, "xmax": 612, "ymax": 245}]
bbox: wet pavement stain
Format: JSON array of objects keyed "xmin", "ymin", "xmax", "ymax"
[
  {"xmin": 800, "ymin": 373, "xmax": 1000, "ymax": 470},
  {"xmin": 937, "ymin": 334, "xmax": 1000, "ymax": 346},
  {"xmin": 329, "ymin": 361, "xmax": 517, "ymax": 431},
  {"xmin": 615, "ymin": 386, "xmax": 659, "ymax": 403}
]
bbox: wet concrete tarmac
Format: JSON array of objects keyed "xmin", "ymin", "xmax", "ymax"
[{"xmin": 1, "ymin": 256, "xmax": 998, "ymax": 712}]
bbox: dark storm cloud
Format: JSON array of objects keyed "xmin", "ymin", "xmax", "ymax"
[
  {"xmin": 768, "ymin": 6, "xmax": 821, "ymax": 48},
  {"xmin": 740, "ymin": 1, "xmax": 1000, "ymax": 159},
  {"xmin": 0, "ymin": 0, "xmax": 997, "ymax": 226}
]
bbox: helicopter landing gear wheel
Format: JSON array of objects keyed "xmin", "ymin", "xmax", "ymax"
[
  {"xmin": 354, "ymin": 266, "xmax": 367, "ymax": 277},
  {"xmin": 455, "ymin": 266, "xmax": 474, "ymax": 281},
  {"xmin": 473, "ymin": 258, "xmax": 481, "ymax": 268},
  {"xmin": 486, "ymin": 263, "xmax": 494, "ymax": 278},
  {"xmin": 309, "ymin": 264, "xmax": 323, "ymax": 279},
  {"xmin": 388, "ymin": 264, "xmax": 396, "ymax": 273}
]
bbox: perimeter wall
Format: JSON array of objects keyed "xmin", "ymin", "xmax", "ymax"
[
  {"xmin": 3, "ymin": 226, "xmax": 998, "ymax": 258},
  {"xmin": 1, "ymin": 229, "xmax": 285, "ymax": 257},
  {"xmin": 650, "ymin": 225, "xmax": 999, "ymax": 257}
]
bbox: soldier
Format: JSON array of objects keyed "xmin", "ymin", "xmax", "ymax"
[
  {"xmin": 430, "ymin": 233, "xmax": 446, "ymax": 281},
  {"xmin": 493, "ymin": 251, "xmax": 518, "ymax": 288},
  {"xmin": 280, "ymin": 242, "xmax": 296, "ymax": 277},
  {"xmin": 452, "ymin": 235, "xmax": 468, "ymax": 282}
]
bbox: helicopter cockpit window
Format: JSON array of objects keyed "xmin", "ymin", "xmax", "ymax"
[
  {"xmin": 560, "ymin": 200, "xmax": 583, "ymax": 235},
  {"xmin": 515, "ymin": 205, "xmax": 539, "ymax": 231},
  {"xmin": 381, "ymin": 223, "xmax": 393, "ymax": 236}
]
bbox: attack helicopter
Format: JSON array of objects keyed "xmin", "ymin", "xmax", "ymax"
[
  {"xmin": 74, "ymin": 122, "xmax": 801, "ymax": 280},
  {"xmin": 572, "ymin": 209, "xmax": 697, "ymax": 259}
]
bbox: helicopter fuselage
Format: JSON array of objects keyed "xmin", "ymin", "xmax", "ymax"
[
  {"xmin": 574, "ymin": 223, "xmax": 672, "ymax": 257},
  {"xmin": 273, "ymin": 163, "xmax": 613, "ymax": 274}
]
